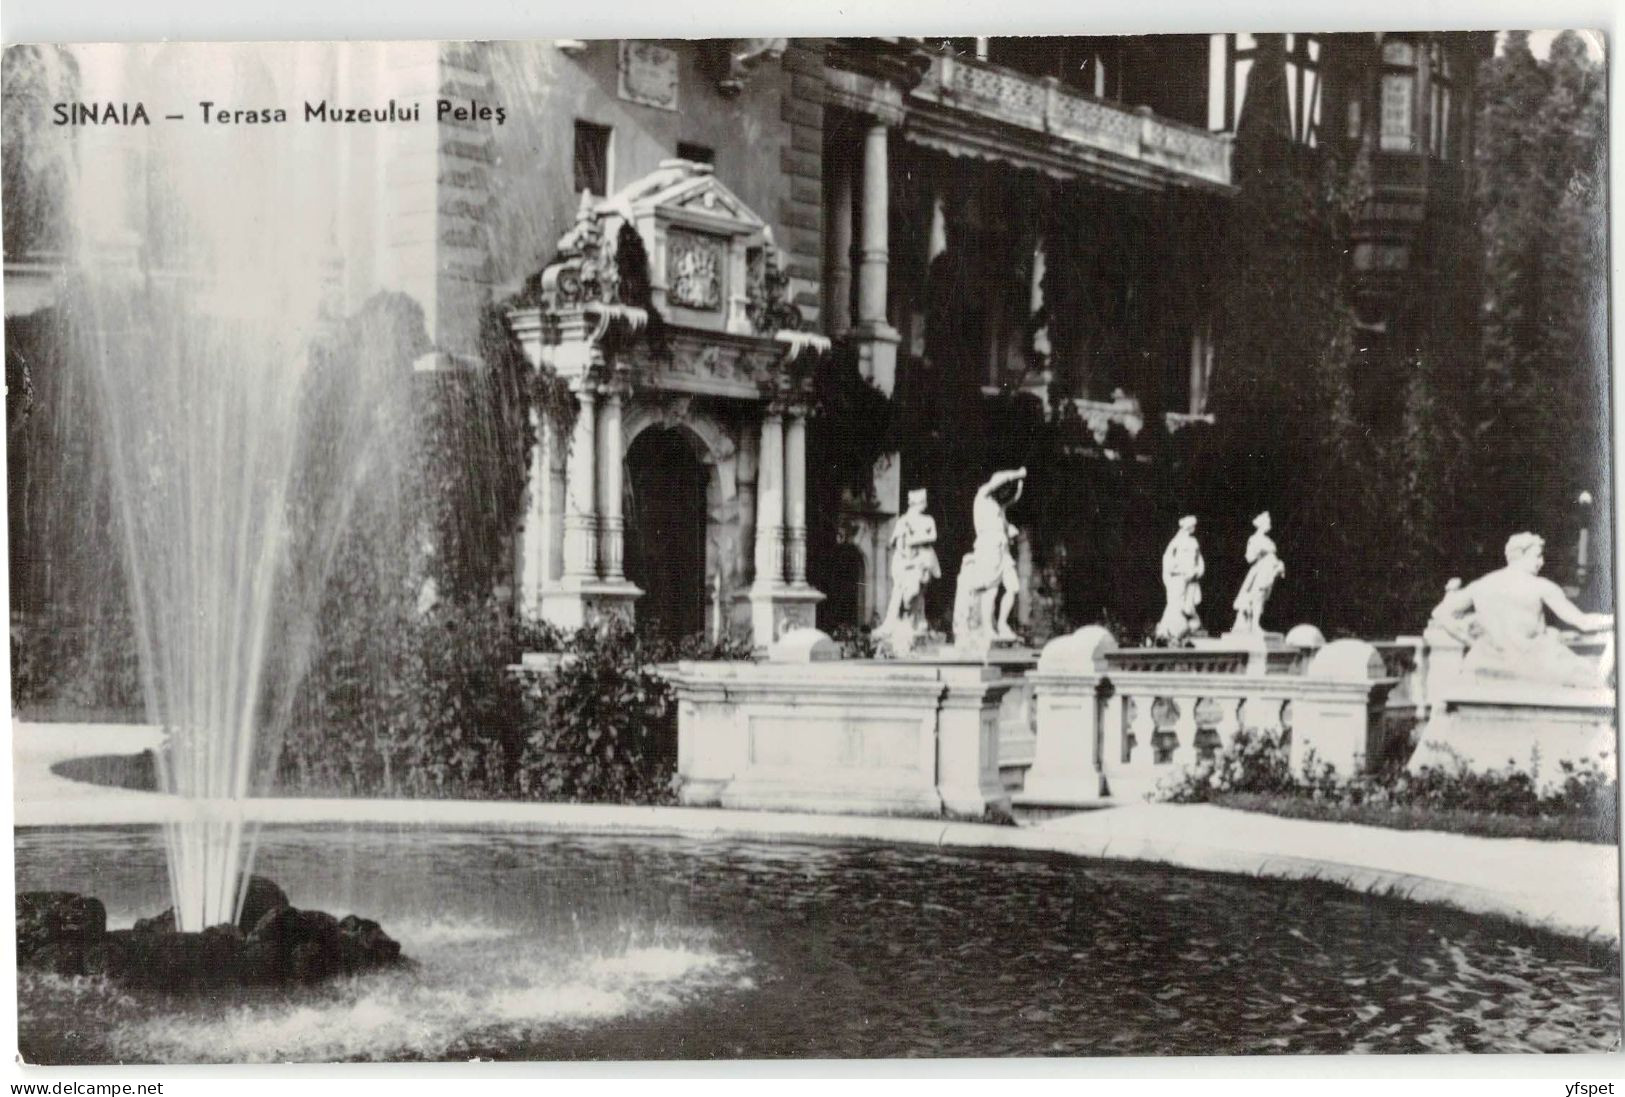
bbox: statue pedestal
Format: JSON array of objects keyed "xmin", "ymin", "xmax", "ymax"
[
  {"xmin": 538, "ymin": 580, "xmax": 642, "ymax": 629},
  {"xmin": 664, "ymin": 645, "xmax": 1027, "ymax": 818},
  {"xmin": 745, "ymin": 586, "xmax": 824, "ymax": 647},
  {"xmin": 1410, "ymin": 679, "xmax": 1617, "ymax": 793}
]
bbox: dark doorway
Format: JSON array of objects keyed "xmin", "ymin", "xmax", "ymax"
[
  {"xmin": 819, "ymin": 542, "xmax": 867, "ymax": 630},
  {"xmin": 624, "ymin": 427, "xmax": 708, "ymax": 639}
]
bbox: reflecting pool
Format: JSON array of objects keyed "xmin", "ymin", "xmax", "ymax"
[{"xmin": 16, "ymin": 825, "xmax": 1621, "ymax": 1062}]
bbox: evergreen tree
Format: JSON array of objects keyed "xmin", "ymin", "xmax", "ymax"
[{"xmin": 1472, "ymin": 30, "xmax": 1610, "ymax": 607}]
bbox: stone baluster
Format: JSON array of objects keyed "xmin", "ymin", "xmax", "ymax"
[
  {"xmin": 1170, "ymin": 694, "xmax": 1201, "ymax": 770},
  {"xmin": 597, "ymin": 381, "xmax": 627, "ymax": 582},
  {"xmin": 1125, "ymin": 693, "xmax": 1156, "ymax": 768},
  {"xmin": 753, "ymin": 407, "xmax": 786, "ymax": 591},
  {"xmin": 1214, "ymin": 694, "xmax": 1243, "ymax": 756},
  {"xmin": 785, "ymin": 408, "xmax": 808, "ymax": 587},
  {"xmin": 1102, "ymin": 694, "xmax": 1126, "ymax": 766},
  {"xmin": 563, "ymin": 382, "xmax": 599, "ymax": 581}
]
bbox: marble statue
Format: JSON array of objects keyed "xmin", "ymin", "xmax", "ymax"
[
  {"xmin": 877, "ymin": 488, "xmax": 942, "ymax": 653},
  {"xmin": 1154, "ymin": 515, "xmax": 1205, "ymax": 644},
  {"xmin": 1231, "ymin": 512, "xmax": 1285, "ymax": 634},
  {"xmin": 1445, "ymin": 532, "xmax": 1614, "ymax": 689},
  {"xmin": 953, "ymin": 467, "xmax": 1026, "ymax": 646}
]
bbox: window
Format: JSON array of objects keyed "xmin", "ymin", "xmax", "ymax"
[
  {"xmin": 1379, "ymin": 36, "xmax": 1417, "ymax": 152},
  {"xmin": 1209, "ymin": 33, "xmax": 1319, "ymax": 145},
  {"xmin": 676, "ymin": 141, "xmax": 714, "ymax": 165},
  {"xmin": 1209, "ymin": 33, "xmax": 1256, "ymax": 132},
  {"xmin": 1284, "ymin": 34, "xmax": 1322, "ymax": 147},
  {"xmin": 1427, "ymin": 41, "xmax": 1453, "ymax": 158},
  {"xmin": 573, "ymin": 120, "xmax": 611, "ymax": 196}
]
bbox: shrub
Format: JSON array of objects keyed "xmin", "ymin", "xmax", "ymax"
[
  {"xmin": 10, "ymin": 608, "xmax": 144, "ymax": 719},
  {"xmin": 826, "ymin": 624, "xmax": 878, "ymax": 660},
  {"xmin": 278, "ymin": 598, "xmax": 524, "ymax": 798},
  {"xmin": 515, "ymin": 622, "xmax": 753, "ymax": 804},
  {"xmin": 1159, "ymin": 724, "xmax": 1619, "ymax": 841},
  {"xmin": 1158, "ymin": 726, "xmax": 1295, "ymax": 803}
]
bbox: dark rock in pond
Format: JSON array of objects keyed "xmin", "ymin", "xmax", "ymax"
[
  {"xmin": 17, "ymin": 892, "xmax": 106, "ymax": 972},
  {"xmin": 132, "ymin": 874, "xmax": 290, "ymax": 936},
  {"xmin": 27, "ymin": 940, "xmax": 89, "ymax": 977},
  {"xmin": 18, "ymin": 892, "xmax": 107, "ymax": 949},
  {"xmin": 100, "ymin": 925, "xmax": 246, "ymax": 992},
  {"xmin": 239, "ymin": 875, "xmax": 291, "ymax": 932},
  {"xmin": 241, "ymin": 906, "xmax": 405, "ymax": 984},
  {"xmin": 339, "ymin": 915, "xmax": 402, "ymax": 966},
  {"xmin": 16, "ymin": 877, "xmax": 404, "ymax": 992}
]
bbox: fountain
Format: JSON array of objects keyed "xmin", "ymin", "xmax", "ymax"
[
  {"xmin": 10, "ymin": 39, "xmax": 1621, "ymax": 1062},
  {"xmin": 31, "ymin": 44, "xmax": 411, "ymax": 940}
]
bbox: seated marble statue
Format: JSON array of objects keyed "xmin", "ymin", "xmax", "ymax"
[{"xmin": 1448, "ymin": 532, "xmax": 1614, "ymax": 690}]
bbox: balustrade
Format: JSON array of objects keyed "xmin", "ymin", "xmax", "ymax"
[
  {"xmin": 913, "ymin": 53, "xmax": 1233, "ymax": 189},
  {"xmin": 1020, "ymin": 634, "xmax": 1397, "ymax": 809}
]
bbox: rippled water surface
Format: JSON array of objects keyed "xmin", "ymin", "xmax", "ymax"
[{"xmin": 16, "ymin": 825, "xmax": 1621, "ymax": 1062}]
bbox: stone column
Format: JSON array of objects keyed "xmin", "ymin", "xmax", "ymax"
[
  {"xmin": 753, "ymin": 409, "xmax": 786, "ymax": 590},
  {"xmin": 785, "ymin": 409, "xmax": 809, "ymax": 587},
  {"xmin": 597, "ymin": 383, "xmax": 626, "ymax": 582},
  {"xmin": 563, "ymin": 383, "xmax": 599, "ymax": 581},
  {"xmin": 518, "ymin": 410, "xmax": 558, "ymax": 612},
  {"xmin": 845, "ymin": 116, "xmax": 902, "ymax": 629},
  {"xmin": 827, "ymin": 153, "xmax": 854, "ymax": 336},
  {"xmin": 857, "ymin": 120, "xmax": 893, "ymax": 354}
]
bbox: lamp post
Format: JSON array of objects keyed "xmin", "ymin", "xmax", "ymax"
[{"xmin": 1575, "ymin": 490, "xmax": 1594, "ymax": 596}]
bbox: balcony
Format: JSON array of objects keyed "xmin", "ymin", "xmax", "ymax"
[{"xmin": 906, "ymin": 53, "xmax": 1234, "ymax": 193}]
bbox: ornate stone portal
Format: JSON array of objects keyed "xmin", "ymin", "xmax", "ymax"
[{"xmin": 507, "ymin": 162, "xmax": 826, "ymax": 642}]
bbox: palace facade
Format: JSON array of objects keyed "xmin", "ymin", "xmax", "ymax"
[{"xmin": 4, "ymin": 34, "xmax": 1494, "ymax": 644}]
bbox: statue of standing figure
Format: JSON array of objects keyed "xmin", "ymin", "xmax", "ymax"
[
  {"xmin": 1231, "ymin": 512, "xmax": 1285, "ymax": 634},
  {"xmin": 953, "ymin": 467, "xmax": 1026, "ymax": 646},
  {"xmin": 877, "ymin": 488, "xmax": 942, "ymax": 653},
  {"xmin": 1444, "ymin": 532, "xmax": 1614, "ymax": 689},
  {"xmin": 1155, "ymin": 515, "xmax": 1205, "ymax": 644}
]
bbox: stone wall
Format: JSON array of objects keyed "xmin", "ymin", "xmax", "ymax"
[
  {"xmin": 778, "ymin": 39, "xmax": 826, "ymax": 329},
  {"xmin": 476, "ymin": 38, "xmax": 801, "ymax": 338}
]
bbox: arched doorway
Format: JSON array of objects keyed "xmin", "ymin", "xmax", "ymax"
[{"xmin": 624, "ymin": 426, "xmax": 708, "ymax": 639}]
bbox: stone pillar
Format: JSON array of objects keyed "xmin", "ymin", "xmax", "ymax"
[
  {"xmin": 785, "ymin": 409, "xmax": 809, "ymax": 587},
  {"xmin": 854, "ymin": 118, "xmax": 900, "ymax": 394},
  {"xmin": 747, "ymin": 403, "xmax": 822, "ymax": 645},
  {"xmin": 846, "ymin": 116, "xmax": 902, "ymax": 630},
  {"xmin": 753, "ymin": 409, "xmax": 786, "ymax": 591},
  {"xmin": 827, "ymin": 154, "xmax": 854, "ymax": 337},
  {"xmin": 597, "ymin": 383, "xmax": 626, "ymax": 581},
  {"xmin": 518, "ymin": 410, "xmax": 560, "ymax": 613},
  {"xmin": 936, "ymin": 667, "xmax": 1016, "ymax": 818},
  {"xmin": 563, "ymin": 383, "xmax": 599, "ymax": 581},
  {"xmin": 1294, "ymin": 640, "xmax": 1393, "ymax": 776},
  {"xmin": 1014, "ymin": 627, "xmax": 1118, "ymax": 810}
]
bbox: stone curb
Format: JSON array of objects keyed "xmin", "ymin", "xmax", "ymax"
[{"xmin": 14, "ymin": 722, "xmax": 1620, "ymax": 945}]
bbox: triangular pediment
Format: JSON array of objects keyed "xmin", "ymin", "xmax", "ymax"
[{"xmin": 606, "ymin": 160, "xmax": 766, "ymax": 237}]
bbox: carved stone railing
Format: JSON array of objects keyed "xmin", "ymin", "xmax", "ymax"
[
  {"xmin": 911, "ymin": 54, "xmax": 1233, "ymax": 190},
  {"xmin": 1071, "ymin": 398, "xmax": 1216, "ymax": 444},
  {"xmin": 1015, "ymin": 631, "xmax": 1397, "ymax": 811},
  {"xmin": 1017, "ymin": 624, "xmax": 1613, "ymax": 811}
]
